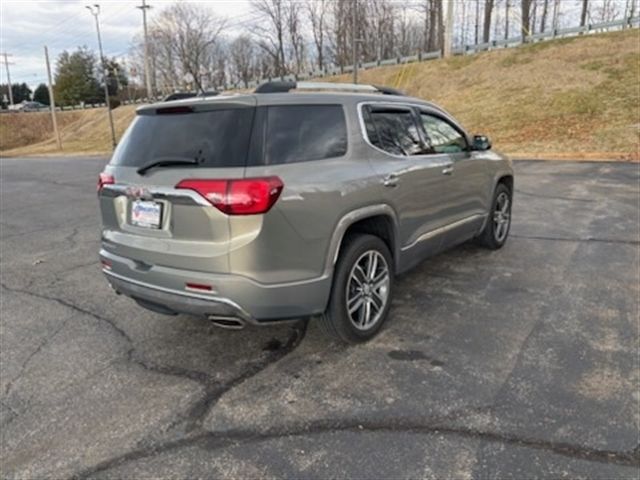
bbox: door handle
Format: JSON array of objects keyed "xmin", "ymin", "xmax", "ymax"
[
  {"xmin": 383, "ymin": 173, "xmax": 399, "ymax": 187},
  {"xmin": 442, "ymin": 165, "xmax": 454, "ymax": 175}
]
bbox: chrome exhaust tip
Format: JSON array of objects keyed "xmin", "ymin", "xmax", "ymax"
[{"xmin": 208, "ymin": 315, "xmax": 246, "ymax": 330}]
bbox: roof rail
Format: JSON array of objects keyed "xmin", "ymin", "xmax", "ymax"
[
  {"xmin": 372, "ymin": 85, "xmax": 405, "ymax": 96},
  {"xmin": 163, "ymin": 91, "xmax": 219, "ymax": 102},
  {"xmin": 254, "ymin": 81, "xmax": 404, "ymax": 96}
]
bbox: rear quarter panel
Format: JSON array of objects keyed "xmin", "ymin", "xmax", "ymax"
[{"xmin": 230, "ymin": 157, "xmax": 382, "ymax": 284}]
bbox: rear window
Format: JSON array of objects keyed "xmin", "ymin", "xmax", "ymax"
[
  {"xmin": 110, "ymin": 108, "xmax": 254, "ymax": 168},
  {"xmin": 264, "ymin": 105, "xmax": 347, "ymax": 165}
]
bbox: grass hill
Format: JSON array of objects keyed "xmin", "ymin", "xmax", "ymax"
[{"xmin": 1, "ymin": 28, "xmax": 638, "ymax": 160}]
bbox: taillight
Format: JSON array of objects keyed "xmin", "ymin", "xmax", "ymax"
[
  {"xmin": 97, "ymin": 172, "xmax": 114, "ymax": 192},
  {"xmin": 176, "ymin": 177, "xmax": 283, "ymax": 215}
]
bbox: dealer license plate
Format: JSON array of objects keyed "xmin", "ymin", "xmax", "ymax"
[{"xmin": 131, "ymin": 200, "xmax": 162, "ymax": 229}]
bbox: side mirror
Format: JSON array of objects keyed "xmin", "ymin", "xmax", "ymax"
[{"xmin": 473, "ymin": 135, "xmax": 491, "ymax": 151}]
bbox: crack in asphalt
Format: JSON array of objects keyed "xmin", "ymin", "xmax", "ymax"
[
  {"xmin": 3, "ymin": 315, "xmax": 73, "ymax": 397},
  {"xmin": 0, "ymin": 282, "xmax": 214, "ymax": 395},
  {"xmin": 72, "ymin": 321, "xmax": 308, "ymax": 479},
  {"xmin": 0, "ymin": 218, "xmax": 97, "ymax": 241},
  {"xmin": 1, "ymin": 279, "xmax": 310, "ymax": 478},
  {"xmin": 0, "ymin": 400, "xmax": 21, "ymax": 427},
  {"xmin": 71, "ymin": 411, "xmax": 639, "ymax": 478},
  {"xmin": 511, "ymin": 234, "xmax": 639, "ymax": 246},
  {"xmin": 0, "ymin": 281, "xmax": 133, "ymax": 344}
]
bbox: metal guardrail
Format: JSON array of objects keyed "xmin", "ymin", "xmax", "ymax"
[{"xmin": 236, "ymin": 16, "xmax": 639, "ymax": 90}]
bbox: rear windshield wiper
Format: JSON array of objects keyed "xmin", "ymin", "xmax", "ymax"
[{"xmin": 137, "ymin": 158, "xmax": 199, "ymax": 175}]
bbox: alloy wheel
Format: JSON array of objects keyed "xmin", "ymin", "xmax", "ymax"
[
  {"xmin": 345, "ymin": 250, "xmax": 390, "ymax": 330},
  {"xmin": 493, "ymin": 191, "xmax": 511, "ymax": 243}
]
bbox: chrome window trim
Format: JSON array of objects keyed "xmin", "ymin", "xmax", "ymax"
[{"xmin": 356, "ymin": 101, "xmax": 471, "ymax": 159}]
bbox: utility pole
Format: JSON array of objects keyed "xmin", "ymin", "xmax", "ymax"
[
  {"xmin": 44, "ymin": 46, "xmax": 62, "ymax": 150},
  {"xmin": 136, "ymin": 0, "xmax": 153, "ymax": 101},
  {"xmin": 443, "ymin": 0, "xmax": 455, "ymax": 57},
  {"xmin": 1, "ymin": 53, "xmax": 14, "ymax": 106},
  {"xmin": 352, "ymin": 0, "xmax": 358, "ymax": 84},
  {"xmin": 86, "ymin": 4, "xmax": 116, "ymax": 149}
]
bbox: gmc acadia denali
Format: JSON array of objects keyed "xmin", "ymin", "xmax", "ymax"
[{"xmin": 98, "ymin": 81, "xmax": 513, "ymax": 343}]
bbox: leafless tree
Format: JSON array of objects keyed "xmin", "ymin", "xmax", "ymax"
[
  {"xmin": 251, "ymin": 0, "xmax": 287, "ymax": 77},
  {"xmin": 229, "ymin": 35, "xmax": 256, "ymax": 88},
  {"xmin": 540, "ymin": 0, "xmax": 550, "ymax": 33},
  {"xmin": 396, "ymin": 4, "xmax": 422, "ymax": 56},
  {"xmin": 531, "ymin": 0, "xmax": 539, "ymax": 34},
  {"xmin": 494, "ymin": 0, "xmax": 502, "ymax": 40},
  {"xmin": 552, "ymin": 0, "xmax": 561, "ymax": 31},
  {"xmin": 505, "ymin": 0, "xmax": 510, "ymax": 39},
  {"xmin": 596, "ymin": 0, "xmax": 620, "ymax": 22},
  {"xmin": 483, "ymin": 0, "xmax": 494, "ymax": 43},
  {"xmin": 153, "ymin": 3, "xmax": 226, "ymax": 92},
  {"xmin": 308, "ymin": 0, "xmax": 328, "ymax": 70},
  {"xmin": 287, "ymin": 0, "xmax": 305, "ymax": 75},
  {"xmin": 580, "ymin": 0, "xmax": 589, "ymax": 26},
  {"xmin": 423, "ymin": 0, "xmax": 443, "ymax": 51},
  {"xmin": 475, "ymin": 0, "xmax": 481, "ymax": 44},
  {"xmin": 521, "ymin": 0, "xmax": 532, "ymax": 40}
]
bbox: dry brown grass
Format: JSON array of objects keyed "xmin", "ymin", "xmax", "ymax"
[
  {"xmin": 1, "ymin": 28, "xmax": 638, "ymax": 159},
  {"xmin": 332, "ymin": 28, "xmax": 640, "ymax": 160},
  {"xmin": 0, "ymin": 105, "xmax": 136, "ymax": 156}
]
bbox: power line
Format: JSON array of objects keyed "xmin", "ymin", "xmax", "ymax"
[{"xmin": 6, "ymin": 3, "xmax": 132, "ymax": 52}]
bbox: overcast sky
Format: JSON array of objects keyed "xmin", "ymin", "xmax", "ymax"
[{"xmin": 0, "ymin": 0, "xmax": 254, "ymax": 88}]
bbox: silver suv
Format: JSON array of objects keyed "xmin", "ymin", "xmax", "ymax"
[{"xmin": 98, "ymin": 81, "xmax": 513, "ymax": 343}]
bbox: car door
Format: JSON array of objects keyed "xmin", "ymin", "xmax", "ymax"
[
  {"xmin": 417, "ymin": 109, "xmax": 489, "ymax": 246},
  {"xmin": 361, "ymin": 103, "xmax": 455, "ymax": 273}
]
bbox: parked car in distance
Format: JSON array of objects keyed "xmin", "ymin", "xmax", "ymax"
[
  {"xmin": 97, "ymin": 81, "xmax": 513, "ymax": 343},
  {"xmin": 8, "ymin": 100, "xmax": 48, "ymax": 112}
]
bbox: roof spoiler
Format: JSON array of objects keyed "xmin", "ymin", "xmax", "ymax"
[
  {"xmin": 254, "ymin": 81, "xmax": 404, "ymax": 96},
  {"xmin": 163, "ymin": 91, "xmax": 220, "ymax": 102}
]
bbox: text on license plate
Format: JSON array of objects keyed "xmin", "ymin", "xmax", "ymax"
[{"xmin": 131, "ymin": 200, "xmax": 162, "ymax": 228}]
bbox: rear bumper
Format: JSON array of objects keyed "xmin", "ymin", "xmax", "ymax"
[{"xmin": 100, "ymin": 249, "xmax": 331, "ymax": 322}]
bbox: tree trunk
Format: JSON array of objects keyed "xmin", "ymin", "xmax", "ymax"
[
  {"xmin": 475, "ymin": 0, "xmax": 481, "ymax": 44},
  {"xmin": 521, "ymin": 0, "xmax": 531, "ymax": 41},
  {"xmin": 428, "ymin": 0, "xmax": 438, "ymax": 51},
  {"xmin": 505, "ymin": 0, "xmax": 510, "ymax": 40},
  {"xmin": 580, "ymin": 0, "xmax": 589, "ymax": 26},
  {"xmin": 540, "ymin": 0, "xmax": 549, "ymax": 32},
  {"xmin": 483, "ymin": 0, "xmax": 494, "ymax": 43},
  {"xmin": 437, "ymin": 0, "xmax": 444, "ymax": 53}
]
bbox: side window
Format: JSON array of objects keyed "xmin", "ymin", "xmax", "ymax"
[
  {"xmin": 366, "ymin": 107, "xmax": 425, "ymax": 156},
  {"xmin": 420, "ymin": 113, "xmax": 468, "ymax": 153},
  {"xmin": 265, "ymin": 105, "xmax": 347, "ymax": 165}
]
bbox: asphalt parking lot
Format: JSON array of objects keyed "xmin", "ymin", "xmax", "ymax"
[{"xmin": 1, "ymin": 156, "xmax": 638, "ymax": 478}]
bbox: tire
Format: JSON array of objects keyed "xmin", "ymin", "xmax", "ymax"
[
  {"xmin": 317, "ymin": 234, "xmax": 394, "ymax": 344},
  {"xmin": 477, "ymin": 183, "xmax": 512, "ymax": 249}
]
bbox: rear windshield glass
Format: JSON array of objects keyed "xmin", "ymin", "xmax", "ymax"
[
  {"xmin": 264, "ymin": 105, "xmax": 347, "ymax": 165},
  {"xmin": 110, "ymin": 108, "xmax": 254, "ymax": 168}
]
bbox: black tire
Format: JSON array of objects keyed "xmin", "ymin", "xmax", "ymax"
[
  {"xmin": 477, "ymin": 183, "xmax": 512, "ymax": 249},
  {"xmin": 317, "ymin": 234, "xmax": 394, "ymax": 344}
]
